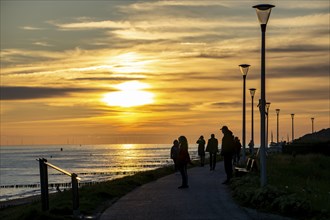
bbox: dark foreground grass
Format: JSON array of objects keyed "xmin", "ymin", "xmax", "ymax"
[
  {"xmin": 0, "ymin": 165, "xmax": 176, "ymax": 220},
  {"xmin": 230, "ymin": 154, "xmax": 330, "ymax": 220}
]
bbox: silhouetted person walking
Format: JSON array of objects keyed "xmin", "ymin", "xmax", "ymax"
[
  {"xmin": 170, "ymin": 139, "xmax": 179, "ymax": 172},
  {"xmin": 177, "ymin": 136, "xmax": 191, "ymax": 189},
  {"xmin": 206, "ymin": 134, "xmax": 218, "ymax": 171},
  {"xmin": 196, "ymin": 135, "xmax": 206, "ymax": 167},
  {"xmin": 220, "ymin": 126, "xmax": 235, "ymax": 184}
]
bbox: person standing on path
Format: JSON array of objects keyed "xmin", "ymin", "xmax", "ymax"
[
  {"xmin": 248, "ymin": 140, "xmax": 254, "ymax": 156},
  {"xmin": 170, "ymin": 139, "xmax": 179, "ymax": 172},
  {"xmin": 196, "ymin": 135, "xmax": 206, "ymax": 167},
  {"xmin": 233, "ymin": 137, "xmax": 242, "ymax": 165},
  {"xmin": 177, "ymin": 136, "xmax": 191, "ymax": 189},
  {"xmin": 220, "ymin": 126, "xmax": 235, "ymax": 184},
  {"xmin": 206, "ymin": 134, "xmax": 218, "ymax": 171}
]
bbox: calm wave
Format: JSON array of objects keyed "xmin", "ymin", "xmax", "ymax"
[{"xmin": 0, "ymin": 144, "xmax": 198, "ymax": 201}]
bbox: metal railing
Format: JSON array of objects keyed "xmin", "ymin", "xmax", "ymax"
[{"xmin": 37, "ymin": 158, "xmax": 80, "ymax": 217}]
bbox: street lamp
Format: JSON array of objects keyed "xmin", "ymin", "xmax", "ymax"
[
  {"xmin": 266, "ymin": 102, "xmax": 271, "ymax": 147},
  {"xmin": 249, "ymin": 88, "xmax": 256, "ymax": 154},
  {"xmin": 311, "ymin": 117, "xmax": 315, "ymax": 133},
  {"xmin": 291, "ymin": 114, "xmax": 295, "ymax": 142},
  {"xmin": 253, "ymin": 3, "xmax": 275, "ymax": 187},
  {"xmin": 239, "ymin": 64, "xmax": 250, "ymax": 162},
  {"xmin": 276, "ymin": 109, "xmax": 280, "ymax": 143}
]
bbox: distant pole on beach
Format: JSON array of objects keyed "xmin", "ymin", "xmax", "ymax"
[
  {"xmin": 239, "ymin": 64, "xmax": 250, "ymax": 162},
  {"xmin": 253, "ymin": 3, "xmax": 275, "ymax": 187},
  {"xmin": 291, "ymin": 114, "xmax": 295, "ymax": 142},
  {"xmin": 311, "ymin": 117, "xmax": 315, "ymax": 133},
  {"xmin": 276, "ymin": 109, "xmax": 280, "ymax": 143}
]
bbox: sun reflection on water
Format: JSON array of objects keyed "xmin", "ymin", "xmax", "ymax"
[{"xmin": 122, "ymin": 144, "xmax": 134, "ymax": 149}]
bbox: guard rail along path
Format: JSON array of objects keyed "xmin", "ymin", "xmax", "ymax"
[{"xmin": 37, "ymin": 158, "xmax": 80, "ymax": 217}]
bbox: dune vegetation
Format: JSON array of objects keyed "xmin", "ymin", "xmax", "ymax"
[{"xmin": 231, "ymin": 154, "xmax": 330, "ymax": 220}]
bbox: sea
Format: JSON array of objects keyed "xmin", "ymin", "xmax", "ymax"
[{"xmin": 0, "ymin": 144, "xmax": 199, "ymax": 202}]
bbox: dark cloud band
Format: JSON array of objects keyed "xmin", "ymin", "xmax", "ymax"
[{"xmin": 0, "ymin": 86, "xmax": 100, "ymax": 100}]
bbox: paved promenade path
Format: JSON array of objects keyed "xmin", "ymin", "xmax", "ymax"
[{"xmin": 100, "ymin": 162, "xmax": 290, "ymax": 220}]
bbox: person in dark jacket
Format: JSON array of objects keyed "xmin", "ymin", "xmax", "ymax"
[
  {"xmin": 206, "ymin": 134, "xmax": 218, "ymax": 171},
  {"xmin": 196, "ymin": 135, "xmax": 206, "ymax": 167},
  {"xmin": 220, "ymin": 126, "xmax": 235, "ymax": 184},
  {"xmin": 177, "ymin": 136, "xmax": 191, "ymax": 189}
]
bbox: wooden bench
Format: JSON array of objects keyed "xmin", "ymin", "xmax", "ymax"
[{"xmin": 234, "ymin": 158, "xmax": 257, "ymax": 177}]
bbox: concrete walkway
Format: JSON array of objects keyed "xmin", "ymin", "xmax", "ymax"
[{"xmin": 100, "ymin": 162, "xmax": 290, "ymax": 220}]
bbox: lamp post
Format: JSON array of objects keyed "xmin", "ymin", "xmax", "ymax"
[
  {"xmin": 291, "ymin": 114, "xmax": 295, "ymax": 142},
  {"xmin": 311, "ymin": 117, "xmax": 315, "ymax": 133},
  {"xmin": 276, "ymin": 109, "xmax": 280, "ymax": 143},
  {"xmin": 249, "ymin": 88, "xmax": 256, "ymax": 154},
  {"xmin": 253, "ymin": 3, "xmax": 275, "ymax": 187},
  {"xmin": 239, "ymin": 64, "xmax": 250, "ymax": 162},
  {"xmin": 266, "ymin": 102, "xmax": 271, "ymax": 147}
]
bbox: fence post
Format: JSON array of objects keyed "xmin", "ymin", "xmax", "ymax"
[
  {"xmin": 71, "ymin": 173, "xmax": 80, "ymax": 217},
  {"xmin": 38, "ymin": 158, "xmax": 49, "ymax": 211}
]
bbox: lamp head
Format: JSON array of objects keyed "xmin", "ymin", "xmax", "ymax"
[
  {"xmin": 291, "ymin": 113, "xmax": 295, "ymax": 118},
  {"xmin": 239, "ymin": 64, "xmax": 250, "ymax": 76},
  {"xmin": 253, "ymin": 4, "xmax": 275, "ymax": 25},
  {"xmin": 266, "ymin": 102, "xmax": 271, "ymax": 109},
  {"xmin": 249, "ymin": 88, "xmax": 256, "ymax": 97},
  {"xmin": 276, "ymin": 108, "xmax": 280, "ymax": 114}
]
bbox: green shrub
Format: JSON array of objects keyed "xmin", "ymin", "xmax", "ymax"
[{"xmin": 272, "ymin": 194, "xmax": 311, "ymax": 217}]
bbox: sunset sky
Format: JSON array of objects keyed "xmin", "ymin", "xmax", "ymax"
[{"xmin": 1, "ymin": 0, "xmax": 329, "ymax": 145}]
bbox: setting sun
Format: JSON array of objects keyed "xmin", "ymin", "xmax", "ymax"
[{"xmin": 102, "ymin": 81, "xmax": 154, "ymax": 107}]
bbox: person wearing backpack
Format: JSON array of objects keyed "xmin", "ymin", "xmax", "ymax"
[{"xmin": 220, "ymin": 125, "xmax": 235, "ymax": 184}]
